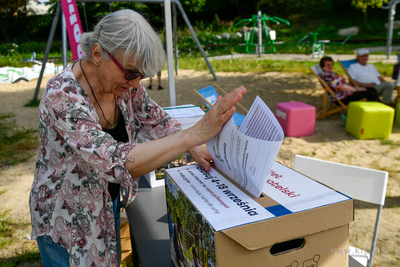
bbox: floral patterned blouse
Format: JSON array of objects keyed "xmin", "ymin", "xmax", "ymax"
[
  {"xmin": 29, "ymin": 62, "xmax": 181, "ymax": 267},
  {"xmin": 321, "ymin": 70, "xmax": 354, "ymax": 101}
]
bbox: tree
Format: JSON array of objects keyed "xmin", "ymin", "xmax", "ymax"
[
  {"xmin": 181, "ymin": 0, "xmax": 207, "ymax": 12},
  {"xmin": 351, "ymin": 0, "xmax": 389, "ymax": 26},
  {"xmin": 0, "ymin": 0, "xmax": 30, "ymax": 42}
]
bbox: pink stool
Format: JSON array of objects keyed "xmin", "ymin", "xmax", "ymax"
[{"xmin": 275, "ymin": 102, "xmax": 316, "ymax": 137}]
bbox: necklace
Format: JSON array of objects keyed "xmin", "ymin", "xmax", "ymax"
[{"xmin": 80, "ymin": 59, "xmax": 117, "ymax": 129}]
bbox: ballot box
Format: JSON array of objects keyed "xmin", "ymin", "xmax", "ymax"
[
  {"xmin": 164, "ymin": 162, "xmax": 353, "ymax": 267},
  {"xmin": 141, "ymin": 105, "xmax": 205, "ymax": 188}
]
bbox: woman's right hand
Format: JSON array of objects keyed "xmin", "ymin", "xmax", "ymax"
[
  {"xmin": 355, "ymin": 85, "xmax": 366, "ymax": 91},
  {"xmin": 124, "ymin": 86, "xmax": 246, "ymax": 178},
  {"xmin": 187, "ymin": 86, "xmax": 247, "ymax": 146}
]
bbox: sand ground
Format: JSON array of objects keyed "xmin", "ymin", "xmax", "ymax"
[{"xmin": 1, "ymin": 62, "xmax": 400, "ymax": 266}]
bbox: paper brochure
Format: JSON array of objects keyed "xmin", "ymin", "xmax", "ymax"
[
  {"xmin": 166, "ymin": 164, "xmax": 275, "ymax": 231},
  {"xmin": 206, "ymin": 96, "xmax": 284, "ymax": 197}
]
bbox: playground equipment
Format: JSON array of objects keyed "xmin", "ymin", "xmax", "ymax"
[
  {"xmin": 232, "ymin": 11, "xmax": 290, "ymax": 56},
  {"xmin": 34, "ymin": 0, "xmax": 217, "ymax": 107},
  {"xmin": 297, "ymin": 32, "xmax": 330, "ymax": 58}
]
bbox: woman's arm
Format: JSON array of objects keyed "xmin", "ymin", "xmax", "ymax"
[
  {"xmin": 338, "ymin": 84, "xmax": 367, "ymax": 92},
  {"xmin": 124, "ymin": 86, "xmax": 246, "ymax": 177}
]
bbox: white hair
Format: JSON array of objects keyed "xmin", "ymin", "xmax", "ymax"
[{"xmin": 80, "ymin": 9, "xmax": 165, "ymax": 76}]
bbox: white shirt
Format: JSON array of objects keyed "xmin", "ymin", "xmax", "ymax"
[{"xmin": 348, "ymin": 63, "xmax": 381, "ymax": 85}]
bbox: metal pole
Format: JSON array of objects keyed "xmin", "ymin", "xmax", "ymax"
[
  {"xmin": 73, "ymin": 0, "xmax": 217, "ymax": 80},
  {"xmin": 172, "ymin": 3, "xmax": 178, "ymax": 75},
  {"xmin": 387, "ymin": 1, "xmax": 395, "ymax": 59},
  {"xmin": 174, "ymin": 1, "xmax": 217, "ymax": 80},
  {"xmin": 164, "ymin": 0, "xmax": 176, "ymax": 106},
  {"xmin": 384, "ymin": 0, "xmax": 400, "ymax": 59},
  {"xmin": 367, "ymin": 205, "xmax": 383, "ymax": 267},
  {"xmin": 62, "ymin": 8, "xmax": 68, "ymax": 69},
  {"xmin": 257, "ymin": 10, "xmax": 262, "ymax": 57},
  {"xmin": 33, "ymin": 1, "xmax": 62, "ymax": 101}
]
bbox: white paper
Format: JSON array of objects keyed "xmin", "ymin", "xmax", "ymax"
[
  {"xmin": 239, "ymin": 96, "xmax": 284, "ymax": 141},
  {"xmin": 163, "ymin": 105, "xmax": 205, "ymax": 130},
  {"xmin": 263, "ymin": 161, "xmax": 350, "ymax": 213},
  {"xmin": 166, "ymin": 165, "xmax": 275, "ymax": 231},
  {"xmin": 164, "ymin": 105, "xmax": 205, "ymax": 118},
  {"xmin": 206, "ymin": 96, "xmax": 284, "ymax": 197}
]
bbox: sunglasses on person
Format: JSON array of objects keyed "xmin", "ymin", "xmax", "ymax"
[{"xmin": 101, "ymin": 46, "xmax": 147, "ymax": 80}]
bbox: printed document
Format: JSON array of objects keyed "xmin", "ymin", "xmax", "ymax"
[
  {"xmin": 206, "ymin": 96, "xmax": 284, "ymax": 197},
  {"xmin": 166, "ymin": 164, "xmax": 275, "ymax": 231}
]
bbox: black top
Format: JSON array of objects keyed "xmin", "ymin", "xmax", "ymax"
[{"xmin": 103, "ymin": 111, "xmax": 129, "ymax": 202}]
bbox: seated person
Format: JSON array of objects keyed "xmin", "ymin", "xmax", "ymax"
[
  {"xmin": 319, "ymin": 56, "xmax": 380, "ymax": 105},
  {"xmin": 348, "ymin": 48, "xmax": 397, "ymax": 104}
]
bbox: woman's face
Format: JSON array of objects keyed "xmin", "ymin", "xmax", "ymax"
[
  {"xmin": 322, "ymin": 60, "xmax": 333, "ymax": 72},
  {"xmin": 101, "ymin": 49, "xmax": 142, "ymax": 96}
]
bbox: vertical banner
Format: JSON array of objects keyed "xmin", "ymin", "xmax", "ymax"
[{"xmin": 60, "ymin": 0, "xmax": 86, "ymax": 61}]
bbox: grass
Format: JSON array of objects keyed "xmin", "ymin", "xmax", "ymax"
[
  {"xmin": 24, "ymin": 99, "xmax": 41, "ymax": 108},
  {"xmin": 381, "ymin": 139, "xmax": 400, "ymax": 148},
  {"xmin": 0, "ymin": 211, "xmax": 41, "ymax": 267},
  {"xmin": 0, "ymin": 113, "xmax": 38, "ymax": 168},
  {"xmin": 176, "ymin": 54, "xmax": 395, "ymax": 77},
  {"xmin": 0, "ymin": 113, "xmax": 40, "ymax": 265}
]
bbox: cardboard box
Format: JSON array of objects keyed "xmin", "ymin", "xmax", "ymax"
[
  {"xmin": 141, "ymin": 105, "xmax": 205, "ymax": 188},
  {"xmin": 165, "ymin": 162, "xmax": 353, "ymax": 267}
]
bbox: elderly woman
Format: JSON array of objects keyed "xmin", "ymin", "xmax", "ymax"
[
  {"xmin": 29, "ymin": 9, "xmax": 245, "ymax": 267},
  {"xmin": 319, "ymin": 56, "xmax": 380, "ymax": 104}
]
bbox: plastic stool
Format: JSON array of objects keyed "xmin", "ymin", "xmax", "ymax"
[
  {"xmin": 346, "ymin": 102, "xmax": 394, "ymax": 139},
  {"xmin": 395, "ymin": 101, "xmax": 400, "ymax": 125},
  {"xmin": 275, "ymin": 102, "xmax": 316, "ymax": 137}
]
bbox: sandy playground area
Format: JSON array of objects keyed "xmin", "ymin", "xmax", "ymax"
[{"xmin": 0, "ymin": 65, "xmax": 399, "ymax": 266}]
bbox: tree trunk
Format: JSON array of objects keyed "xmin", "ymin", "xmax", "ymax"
[{"xmin": 364, "ymin": 9, "xmax": 368, "ymax": 28}]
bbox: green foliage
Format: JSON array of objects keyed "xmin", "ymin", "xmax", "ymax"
[
  {"xmin": 0, "ymin": 113, "xmax": 38, "ymax": 168},
  {"xmin": 351, "ymin": 0, "xmax": 389, "ymax": 12},
  {"xmin": 181, "ymin": 0, "xmax": 207, "ymax": 12},
  {"xmin": 257, "ymin": 0, "xmax": 333, "ymax": 15}
]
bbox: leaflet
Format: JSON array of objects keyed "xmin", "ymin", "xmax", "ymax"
[{"xmin": 206, "ymin": 96, "xmax": 284, "ymax": 197}]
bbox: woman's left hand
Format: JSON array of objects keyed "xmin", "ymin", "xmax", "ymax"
[{"xmin": 188, "ymin": 145, "xmax": 213, "ymax": 171}]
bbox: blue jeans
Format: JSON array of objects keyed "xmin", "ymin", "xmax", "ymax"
[
  {"xmin": 37, "ymin": 235, "xmax": 70, "ymax": 267},
  {"xmin": 113, "ymin": 193, "xmax": 122, "ymax": 267},
  {"xmin": 37, "ymin": 197, "xmax": 121, "ymax": 267}
]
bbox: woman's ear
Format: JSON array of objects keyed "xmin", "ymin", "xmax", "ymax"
[{"xmin": 92, "ymin": 43, "xmax": 102, "ymax": 66}]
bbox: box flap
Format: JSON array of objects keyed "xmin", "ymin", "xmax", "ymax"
[{"xmin": 221, "ymin": 198, "xmax": 353, "ymax": 250}]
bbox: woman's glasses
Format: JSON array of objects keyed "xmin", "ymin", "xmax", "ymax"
[
  {"xmin": 96, "ymin": 26, "xmax": 146, "ymax": 80},
  {"xmin": 101, "ymin": 46, "xmax": 147, "ymax": 80}
]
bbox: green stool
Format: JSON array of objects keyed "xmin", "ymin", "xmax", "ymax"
[
  {"xmin": 345, "ymin": 102, "xmax": 394, "ymax": 139},
  {"xmin": 395, "ymin": 100, "xmax": 400, "ymax": 125}
]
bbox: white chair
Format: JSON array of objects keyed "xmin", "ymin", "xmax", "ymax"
[{"xmin": 292, "ymin": 155, "xmax": 388, "ymax": 267}]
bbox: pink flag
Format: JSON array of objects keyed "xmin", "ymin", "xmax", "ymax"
[{"xmin": 60, "ymin": 0, "xmax": 86, "ymax": 61}]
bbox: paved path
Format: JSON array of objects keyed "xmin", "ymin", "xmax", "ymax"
[{"xmin": 210, "ymin": 53, "xmax": 399, "ymax": 64}]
